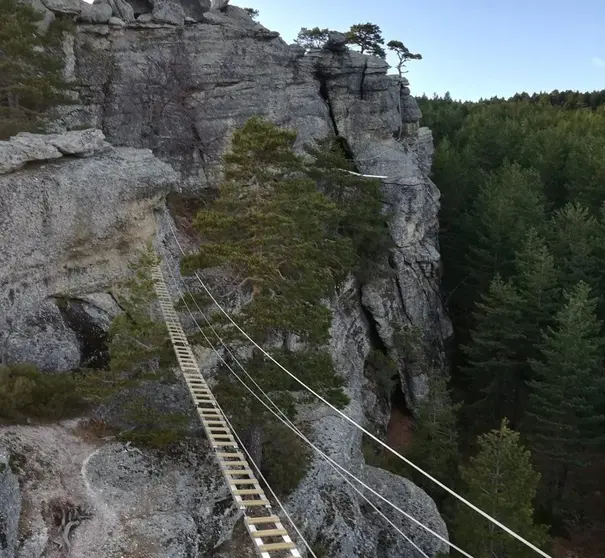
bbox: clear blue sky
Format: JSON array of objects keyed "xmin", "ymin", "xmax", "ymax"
[{"xmin": 233, "ymin": 0, "xmax": 605, "ymax": 101}]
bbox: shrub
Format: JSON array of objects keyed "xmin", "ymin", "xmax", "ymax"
[{"xmin": 0, "ymin": 364, "xmax": 86, "ymax": 424}]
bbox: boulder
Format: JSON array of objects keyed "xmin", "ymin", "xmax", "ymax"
[
  {"xmin": 401, "ymin": 93, "xmax": 423, "ymax": 123},
  {"xmin": 40, "ymin": 0, "xmax": 81, "ymax": 13},
  {"xmin": 95, "ymin": 0, "xmax": 135, "ymax": 21},
  {"xmin": 150, "ymin": 0, "xmax": 185, "ymax": 25},
  {"xmin": 108, "ymin": 15, "xmax": 126, "ymax": 25},
  {"xmin": 325, "ymin": 31, "xmax": 348, "ymax": 52},
  {"xmin": 79, "ymin": 1, "xmax": 113, "ymax": 23}
]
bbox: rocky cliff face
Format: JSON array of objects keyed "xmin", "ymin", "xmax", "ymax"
[{"xmin": 0, "ymin": 3, "xmax": 452, "ymax": 557}]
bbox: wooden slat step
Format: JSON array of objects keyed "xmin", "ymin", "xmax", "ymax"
[
  {"xmin": 229, "ymin": 479, "xmax": 257, "ymax": 485},
  {"xmin": 209, "ymin": 434, "xmax": 233, "ymax": 440},
  {"xmin": 233, "ymin": 489, "xmax": 264, "ymax": 495},
  {"xmin": 251, "ymin": 529, "xmax": 288, "ymax": 538},
  {"xmin": 217, "ymin": 452, "xmax": 243, "ymax": 458},
  {"xmin": 221, "ymin": 461, "xmax": 248, "ymax": 467},
  {"xmin": 240, "ymin": 500, "xmax": 271, "ymax": 508},
  {"xmin": 204, "ymin": 421, "xmax": 227, "ymax": 427},
  {"xmin": 245, "ymin": 516, "xmax": 281, "ymax": 525},
  {"xmin": 258, "ymin": 542, "xmax": 296, "ymax": 552},
  {"xmin": 212, "ymin": 441, "xmax": 238, "ymax": 447}
]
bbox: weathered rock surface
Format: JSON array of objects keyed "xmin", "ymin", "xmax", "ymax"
[
  {"xmin": 0, "ymin": 449, "xmax": 21, "ymax": 558},
  {"xmin": 97, "ymin": 0, "xmax": 135, "ymax": 21},
  {"xmin": 150, "ymin": 0, "xmax": 185, "ymax": 25},
  {"xmin": 0, "ymin": 423, "xmax": 246, "ymax": 558},
  {"xmin": 0, "ymin": 9, "xmax": 453, "ymax": 558},
  {"xmin": 78, "ymin": 2, "xmax": 113, "ymax": 24},
  {"xmin": 40, "ymin": 0, "xmax": 80, "ymax": 14},
  {"xmin": 210, "ymin": 0, "xmax": 228, "ymax": 10},
  {"xmin": 0, "ymin": 130, "xmax": 177, "ymax": 372}
]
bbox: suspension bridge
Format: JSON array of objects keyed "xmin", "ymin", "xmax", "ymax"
[{"xmin": 147, "ymin": 221, "xmax": 554, "ymax": 558}]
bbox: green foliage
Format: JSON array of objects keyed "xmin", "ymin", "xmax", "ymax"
[
  {"xmin": 406, "ymin": 377, "xmax": 461, "ymax": 500},
  {"xmin": 243, "ymin": 7, "xmax": 259, "ymax": 21},
  {"xmin": 295, "ymin": 27, "xmax": 332, "ymax": 49},
  {"xmin": 464, "ymin": 162, "xmax": 546, "ymax": 291},
  {"xmin": 260, "ymin": 421, "xmax": 311, "ymax": 497},
  {"xmin": 108, "ymin": 245, "xmax": 174, "ymax": 376},
  {"xmin": 118, "ymin": 397, "xmax": 190, "ymax": 449},
  {"xmin": 526, "ymin": 283, "xmax": 605, "ymax": 513},
  {"xmin": 453, "ymin": 420, "xmax": 550, "ymax": 558},
  {"xmin": 0, "ymin": 364, "xmax": 86, "ymax": 424},
  {"xmin": 0, "ymin": 0, "xmax": 70, "ymax": 139},
  {"xmin": 304, "ymin": 136, "xmax": 392, "ymax": 279},
  {"xmin": 184, "ymin": 117, "xmax": 355, "ymax": 344},
  {"xmin": 346, "ymin": 23, "xmax": 386, "ymax": 59},
  {"xmin": 423, "ymin": 90, "xmax": 605, "ymax": 552},
  {"xmin": 387, "ymin": 40, "xmax": 422, "ymax": 77},
  {"xmin": 462, "ymin": 275, "xmax": 524, "ymax": 429}
]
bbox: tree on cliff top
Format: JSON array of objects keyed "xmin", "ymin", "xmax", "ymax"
[
  {"xmin": 295, "ymin": 27, "xmax": 332, "ymax": 49},
  {"xmin": 347, "ymin": 23, "xmax": 386, "ymax": 59},
  {"xmin": 0, "ymin": 0, "xmax": 68, "ymax": 139},
  {"xmin": 387, "ymin": 40, "xmax": 422, "ymax": 78}
]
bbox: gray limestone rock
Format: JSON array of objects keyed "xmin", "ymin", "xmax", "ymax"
[
  {"xmin": 3, "ymin": 301, "xmax": 81, "ymax": 372},
  {"xmin": 79, "ymin": 1, "xmax": 113, "ymax": 23},
  {"xmin": 0, "ymin": 131, "xmax": 177, "ymax": 374},
  {"xmin": 179, "ymin": 0, "xmax": 210, "ymax": 20},
  {"xmin": 41, "ymin": 0, "xmax": 80, "ymax": 13},
  {"xmin": 136, "ymin": 12, "xmax": 153, "ymax": 21},
  {"xmin": 108, "ymin": 15, "xmax": 126, "ymax": 25},
  {"xmin": 401, "ymin": 93, "xmax": 423, "ymax": 123},
  {"xmin": 0, "ymin": 449, "xmax": 21, "ymax": 558},
  {"xmin": 210, "ymin": 0, "xmax": 228, "ymax": 10},
  {"xmin": 0, "ymin": 129, "xmax": 108, "ymax": 175},
  {"xmin": 150, "ymin": 0, "xmax": 185, "ymax": 25},
  {"xmin": 325, "ymin": 31, "xmax": 348, "ymax": 52},
  {"xmin": 96, "ymin": 0, "xmax": 135, "ymax": 21}
]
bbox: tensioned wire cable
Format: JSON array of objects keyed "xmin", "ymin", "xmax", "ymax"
[
  {"xmin": 166, "ymin": 219, "xmax": 552, "ymax": 558},
  {"xmin": 160, "ymin": 256, "xmax": 318, "ymax": 558},
  {"xmin": 161, "ymin": 243, "xmax": 470, "ymax": 558}
]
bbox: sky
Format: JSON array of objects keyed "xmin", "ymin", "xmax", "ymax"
[{"xmin": 232, "ymin": 0, "xmax": 605, "ymax": 101}]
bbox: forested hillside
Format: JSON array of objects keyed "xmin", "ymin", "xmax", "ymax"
[{"xmin": 418, "ymin": 91, "xmax": 605, "ymax": 556}]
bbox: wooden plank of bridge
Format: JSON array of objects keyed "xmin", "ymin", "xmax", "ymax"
[{"xmin": 151, "ymin": 266, "xmax": 302, "ymax": 558}]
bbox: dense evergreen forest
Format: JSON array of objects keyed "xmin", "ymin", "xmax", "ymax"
[{"xmin": 417, "ymin": 90, "xmax": 605, "ymax": 556}]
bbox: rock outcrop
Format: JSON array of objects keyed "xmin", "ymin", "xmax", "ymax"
[
  {"xmin": 0, "ymin": 129, "xmax": 177, "ymax": 371},
  {"xmin": 0, "ymin": 450, "xmax": 21, "ymax": 558},
  {"xmin": 0, "ymin": 5, "xmax": 452, "ymax": 557}
]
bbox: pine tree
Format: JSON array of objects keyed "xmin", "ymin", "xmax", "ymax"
[
  {"xmin": 525, "ymin": 282, "xmax": 605, "ymax": 512},
  {"xmin": 0, "ymin": 0, "xmax": 69, "ymax": 139},
  {"xmin": 507, "ymin": 230, "xmax": 561, "ymax": 420},
  {"xmin": 184, "ymin": 117, "xmax": 360, "ymax": 344},
  {"xmin": 294, "ymin": 27, "xmax": 332, "ymax": 49},
  {"xmin": 346, "ymin": 23, "xmax": 386, "ymax": 59},
  {"xmin": 406, "ymin": 376, "xmax": 461, "ymax": 500},
  {"xmin": 462, "ymin": 275, "xmax": 525, "ymax": 430},
  {"xmin": 387, "ymin": 40, "xmax": 422, "ymax": 77},
  {"xmin": 464, "ymin": 162, "xmax": 546, "ymax": 292},
  {"xmin": 549, "ymin": 203, "xmax": 602, "ymax": 294},
  {"xmin": 453, "ymin": 420, "xmax": 549, "ymax": 558}
]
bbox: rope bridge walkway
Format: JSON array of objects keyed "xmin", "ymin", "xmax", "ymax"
[{"xmin": 151, "ymin": 265, "xmax": 302, "ymax": 558}]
